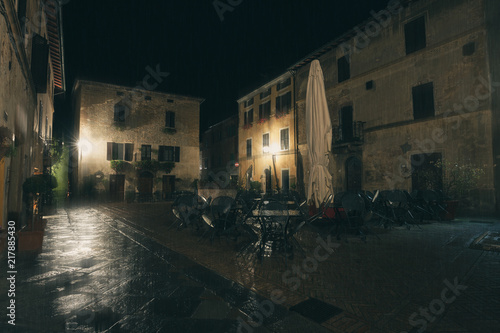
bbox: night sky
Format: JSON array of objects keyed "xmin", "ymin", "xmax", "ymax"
[{"xmin": 54, "ymin": 0, "xmax": 390, "ymax": 137}]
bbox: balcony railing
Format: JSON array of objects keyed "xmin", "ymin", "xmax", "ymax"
[{"xmin": 332, "ymin": 121, "xmax": 365, "ymax": 145}]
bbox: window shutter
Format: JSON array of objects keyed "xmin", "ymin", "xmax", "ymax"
[
  {"xmin": 107, "ymin": 142, "xmax": 112, "ymax": 160},
  {"xmin": 175, "ymin": 146, "xmax": 180, "ymax": 162}
]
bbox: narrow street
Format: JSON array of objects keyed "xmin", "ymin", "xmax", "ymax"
[{"xmin": 1, "ymin": 207, "xmax": 327, "ymax": 333}]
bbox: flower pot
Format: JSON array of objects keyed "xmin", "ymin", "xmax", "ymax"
[{"xmin": 441, "ymin": 200, "xmax": 459, "ymax": 221}]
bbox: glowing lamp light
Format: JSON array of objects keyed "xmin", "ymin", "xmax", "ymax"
[{"xmin": 77, "ymin": 139, "xmax": 93, "ymax": 156}]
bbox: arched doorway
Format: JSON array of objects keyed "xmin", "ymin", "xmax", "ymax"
[
  {"xmin": 346, "ymin": 156, "xmax": 362, "ymax": 192},
  {"xmin": 138, "ymin": 171, "xmax": 154, "ymax": 202}
]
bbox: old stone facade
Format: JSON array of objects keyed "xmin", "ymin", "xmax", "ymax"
[
  {"xmin": 0, "ymin": 0, "xmax": 64, "ymax": 228},
  {"xmin": 289, "ymin": 0, "xmax": 500, "ymax": 214},
  {"xmin": 237, "ymin": 72, "xmax": 297, "ymax": 193},
  {"xmin": 200, "ymin": 114, "xmax": 238, "ymax": 187},
  {"xmin": 72, "ymin": 80, "xmax": 203, "ymax": 201}
]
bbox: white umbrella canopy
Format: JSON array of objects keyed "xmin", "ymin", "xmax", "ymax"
[{"xmin": 306, "ymin": 60, "xmax": 333, "ymax": 208}]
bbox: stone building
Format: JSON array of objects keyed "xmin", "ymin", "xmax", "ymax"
[
  {"xmin": 288, "ymin": 0, "xmax": 500, "ymax": 214},
  {"xmin": 0, "ymin": 0, "xmax": 65, "ymax": 228},
  {"xmin": 72, "ymin": 80, "xmax": 203, "ymax": 201},
  {"xmin": 200, "ymin": 114, "xmax": 238, "ymax": 186},
  {"xmin": 237, "ymin": 72, "xmax": 297, "ymax": 193}
]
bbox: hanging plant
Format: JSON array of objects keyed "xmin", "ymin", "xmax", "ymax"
[
  {"xmin": 134, "ymin": 160, "xmax": 160, "ymax": 173},
  {"xmin": 110, "ymin": 160, "xmax": 128, "ymax": 173},
  {"xmin": 275, "ymin": 111, "xmax": 287, "ymax": 119}
]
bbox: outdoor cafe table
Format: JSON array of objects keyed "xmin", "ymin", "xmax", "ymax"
[{"xmin": 249, "ymin": 202, "xmax": 305, "ymax": 258}]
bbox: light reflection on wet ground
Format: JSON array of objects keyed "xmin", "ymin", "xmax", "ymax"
[{"xmin": 0, "ymin": 207, "xmax": 327, "ymax": 333}]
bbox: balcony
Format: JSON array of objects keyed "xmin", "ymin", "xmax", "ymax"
[{"xmin": 332, "ymin": 121, "xmax": 365, "ymax": 151}]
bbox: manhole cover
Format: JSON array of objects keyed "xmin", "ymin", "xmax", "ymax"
[{"xmin": 289, "ymin": 298, "xmax": 342, "ymax": 323}]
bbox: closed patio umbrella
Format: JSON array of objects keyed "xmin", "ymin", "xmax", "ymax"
[{"xmin": 306, "ymin": 60, "xmax": 333, "ymax": 208}]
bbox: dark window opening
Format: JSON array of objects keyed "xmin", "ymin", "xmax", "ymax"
[
  {"xmin": 260, "ymin": 88, "xmax": 271, "ymax": 99},
  {"xmin": 259, "ymin": 101, "xmax": 271, "ymax": 120},
  {"xmin": 116, "ymin": 91, "xmax": 124, "ymax": 96},
  {"xmin": 159, "ymin": 146, "xmax": 180, "ymax": 162},
  {"xmin": 246, "ymin": 139, "xmax": 252, "ymax": 158},
  {"xmin": 276, "ymin": 91, "xmax": 292, "ymax": 117},
  {"xmin": 277, "ymin": 78, "xmax": 291, "ymax": 91},
  {"xmin": 145, "ymin": 95, "xmax": 152, "ymax": 101},
  {"xmin": 366, "ymin": 80, "xmax": 374, "ymax": 90},
  {"xmin": 340, "ymin": 106, "xmax": 354, "ymax": 141},
  {"xmin": 31, "ymin": 34, "xmax": 49, "ymax": 93},
  {"xmin": 412, "ymin": 82, "xmax": 435, "ymax": 120},
  {"xmin": 114, "ymin": 104, "xmax": 127, "ymax": 122},
  {"xmin": 125, "ymin": 143, "xmax": 134, "ymax": 161},
  {"xmin": 167, "ymin": 99, "xmax": 174, "ymax": 103},
  {"xmin": 165, "ymin": 111, "xmax": 175, "ymax": 128},
  {"xmin": 463, "ymin": 42, "xmax": 475, "ymax": 56},
  {"xmin": 244, "ymin": 109, "xmax": 254, "ymax": 125},
  {"xmin": 141, "ymin": 145, "xmax": 151, "ymax": 161},
  {"xmin": 245, "ymin": 97, "xmax": 254, "ymax": 107},
  {"xmin": 405, "ymin": 16, "xmax": 426, "ymax": 54},
  {"xmin": 338, "ymin": 56, "xmax": 350, "ymax": 83}
]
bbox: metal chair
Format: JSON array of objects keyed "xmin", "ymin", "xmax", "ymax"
[
  {"xmin": 338, "ymin": 192, "xmax": 367, "ymax": 241},
  {"xmin": 200, "ymin": 195, "xmax": 238, "ymax": 243},
  {"xmin": 171, "ymin": 193, "xmax": 210, "ymax": 230}
]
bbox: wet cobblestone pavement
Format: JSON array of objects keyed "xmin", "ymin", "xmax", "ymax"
[
  {"xmin": 2, "ymin": 202, "xmax": 500, "ymax": 333},
  {"xmin": 94, "ymin": 202, "xmax": 500, "ymax": 333},
  {"xmin": 1, "ymin": 207, "xmax": 330, "ymax": 332}
]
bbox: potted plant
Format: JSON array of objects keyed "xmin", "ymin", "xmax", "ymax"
[
  {"xmin": 19, "ymin": 174, "xmax": 58, "ymax": 251},
  {"xmin": 436, "ymin": 160, "xmax": 484, "ymax": 220}
]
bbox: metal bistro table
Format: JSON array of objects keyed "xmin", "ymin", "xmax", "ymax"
[{"xmin": 251, "ymin": 199, "xmax": 304, "ymax": 260}]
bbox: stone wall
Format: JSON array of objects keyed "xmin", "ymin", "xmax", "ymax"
[
  {"xmin": 293, "ymin": 0, "xmax": 497, "ymax": 213},
  {"xmin": 74, "ymin": 80, "xmax": 202, "ymax": 198}
]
